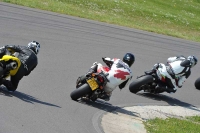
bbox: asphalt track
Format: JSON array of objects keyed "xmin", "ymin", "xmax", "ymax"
[{"xmin": 0, "ymin": 2, "xmax": 200, "ymax": 133}]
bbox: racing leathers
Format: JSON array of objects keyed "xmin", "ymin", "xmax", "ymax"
[
  {"xmin": 76, "ymin": 57, "xmax": 133, "ymax": 101},
  {"xmin": 0, "ymin": 45, "xmax": 38, "ymax": 91},
  {"xmin": 151, "ymin": 55, "xmax": 191, "ymax": 93}
]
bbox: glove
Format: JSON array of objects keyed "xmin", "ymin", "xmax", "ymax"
[{"xmin": 153, "ymin": 63, "xmax": 159, "ymax": 70}]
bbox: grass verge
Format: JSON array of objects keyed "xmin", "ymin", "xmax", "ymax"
[
  {"xmin": 1, "ymin": 0, "xmax": 200, "ymax": 42},
  {"xmin": 144, "ymin": 116, "xmax": 200, "ymax": 133}
]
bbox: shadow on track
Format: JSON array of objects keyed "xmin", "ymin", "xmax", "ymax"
[
  {"xmin": 0, "ymin": 87, "xmax": 61, "ymax": 108},
  {"xmin": 76, "ymin": 98, "xmax": 140, "ymax": 117},
  {"xmin": 136, "ymin": 92, "xmax": 200, "ymax": 112}
]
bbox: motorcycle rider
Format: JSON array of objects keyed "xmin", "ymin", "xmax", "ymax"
[
  {"xmin": 76, "ymin": 53, "xmax": 135, "ymax": 101},
  {"xmin": 0, "ymin": 41, "xmax": 40, "ymax": 92},
  {"xmin": 146, "ymin": 55, "xmax": 198, "ymax": 93}
]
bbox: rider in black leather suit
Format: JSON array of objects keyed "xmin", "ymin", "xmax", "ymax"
[{"xmin": 0, "ymin": 41, "xmax": 40, "ymax": 92}]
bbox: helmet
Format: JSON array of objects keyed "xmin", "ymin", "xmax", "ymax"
[
  {"xmin": 187, "ymin": 55, "xmax": 198, "ymax": 67},
  {"xmin": 27, "ymin": 41, "xmax": 40, "ymax": 54},
  {"xmin": 123, "ymin": 53, "xmax": 135, "ymax": 67}
]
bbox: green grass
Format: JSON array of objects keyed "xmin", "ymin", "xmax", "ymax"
[
  {"xmin": 1, "ymin": 0, "xmax": 200, "ymax": 42},
  {"xmin": 144, "ymin": 116, "xmax": 200, "ymax": 133},
  {"xmin": 186, "ymin": 115, "xmax": 200, "ymax": 122}
]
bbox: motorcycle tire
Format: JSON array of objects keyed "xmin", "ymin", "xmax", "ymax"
[
  {"xmin": 129, "ymin": 75, "xmax": 154, "ymax": 94},
  {"xmin": 70, "ymin": 83, "xmax": 92, "ymax": 101},
  {"xmin": 0, "ymin": 66, "xmax": 4, "ymax": 77},
  {"xmin": 195, "ymin": 77, "xmax": 200, "ymax": 90}
]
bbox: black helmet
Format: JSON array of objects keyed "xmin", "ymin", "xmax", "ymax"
[{"xmin": 123, "ymin": 53, "xmax": 135, "ymax": 67}]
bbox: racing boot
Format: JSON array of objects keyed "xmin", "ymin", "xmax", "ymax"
[
  {"xmin": 100, "ymin": 94, "xmax": 110, "ymax": 101},
  {"xmin": 165, "ymin": 88, "xmax": 176, "ymax": 93},
  {"xmin": 1, "ymin": 79, "xmax": 16, "ymax": 92},
  {"xmin": 155, "ymin": 83, "xmax": 167, "ymax": 93},
  {"xmin": 155, "ymin": 84, "xmax": 176, "ymax": 93},
  {"xmin": 99, "ymin": 92, "xmax": 111, "ymax": 101}
]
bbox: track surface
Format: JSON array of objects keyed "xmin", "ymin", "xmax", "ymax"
[{"xmin": 0, "ymin": 2, "xmax": 200, "ymax": 133}]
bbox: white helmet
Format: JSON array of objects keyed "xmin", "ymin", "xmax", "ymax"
[
  {"xmin": 27, "ymin": 41, "xmax": 40, "ymax": 54},
  {"xmin": 187, "ymin": 55, "xmax": 198, "ymax": 67}
]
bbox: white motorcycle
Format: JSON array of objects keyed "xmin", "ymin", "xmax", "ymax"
[{"xmin": 129, "ymin": 63, "xmax": 177, "ymax": 94}]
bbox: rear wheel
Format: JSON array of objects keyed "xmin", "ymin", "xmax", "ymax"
[
  {"xmin": 70, "ymin": 84, "xmax": 92, "ymax": 101},
  {"xmin": 0, "ymin": 66, "xmax": 4, "ymax": 77},
  {"xmin": 195, "ymin": 77, "xmax": 200, "ymax": 90},
  {"xmin": 129, "ymin": 75, "xmax": 154, "ymax": 94},
  {"xmin": 0, "ymin": 67, "xmax": 4, "ymax": 85}
]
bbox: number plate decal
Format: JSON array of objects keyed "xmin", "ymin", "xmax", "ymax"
[{"xmin": 87, "ymin": 78, "xmax": 99, "ymax": 91}]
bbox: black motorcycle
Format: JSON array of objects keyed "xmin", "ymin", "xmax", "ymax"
[{"xmin": 70, "ymin": 71, "xmax": 109, "ymax": 101}]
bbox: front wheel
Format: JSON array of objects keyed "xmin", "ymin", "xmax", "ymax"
[
  {"xmin": 70, "ymin": 84, "xmax": 92, "ymax": 101},
  {"xmin": 129, "ymin": 75, "xmax": 154, "ymax": 94},
  {"xmin": 195, "ymin": 77, "xmax": 200, "ymax": 90}
]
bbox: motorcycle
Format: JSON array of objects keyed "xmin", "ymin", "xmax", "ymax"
[
  {"xmin": 129, "ymin": 64, "xmax": 174, "ymax": 94},
  {"xmin": 70, "ymin": 70, "xmax": 109, "ymax": 101},
  {"xmin": 0, "ymin": 54, "xmax": 21, "ymax": 81}
]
